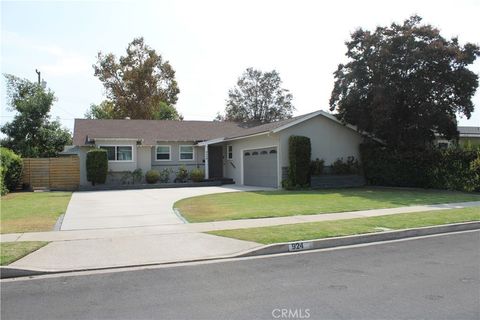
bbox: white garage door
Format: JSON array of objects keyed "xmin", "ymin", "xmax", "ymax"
[{"xmin": 243, "ymin": 147, "xmax": 278, "ymax": 188}]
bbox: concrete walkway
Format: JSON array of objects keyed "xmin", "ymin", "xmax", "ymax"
[{"xmin": 3, "ymin": 200, "xmax": 479, "ymax": 272}]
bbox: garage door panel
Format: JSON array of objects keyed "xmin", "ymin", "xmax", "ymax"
[{"xmin": 243, "ymin": 147, "xmax": 278, "ymax": 188}]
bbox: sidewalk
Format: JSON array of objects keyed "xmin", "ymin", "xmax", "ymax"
[{"xmin": 2, "ymin": 201, "xmax": 479, "ymax": 272}]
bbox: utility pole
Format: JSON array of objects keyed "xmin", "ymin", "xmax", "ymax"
[{"xmin": 35, "ymin": 69, "xmax": 41, "ymax": 84}]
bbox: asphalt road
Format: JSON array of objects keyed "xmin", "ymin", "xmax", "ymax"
[{"xmin": 2, "ymin": 231, "xmax": 479, "ymax": 320}]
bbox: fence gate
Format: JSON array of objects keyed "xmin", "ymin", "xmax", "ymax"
[{"xmin": 22, "ymin": 157, "xmax": 80, "ymax": 191}]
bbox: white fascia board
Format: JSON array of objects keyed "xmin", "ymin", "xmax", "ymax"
[
  {"xmin": 197, "ymin": 138, "xmax": 225, "ymax": 146},
  {"xmin": 94, "ymin": 137, "xmax": 141, "ymax": 141}
]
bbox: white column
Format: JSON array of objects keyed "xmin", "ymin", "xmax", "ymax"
[{"xmin": 204, "ymin": 144, "xmax": 209, "ymax": 179}]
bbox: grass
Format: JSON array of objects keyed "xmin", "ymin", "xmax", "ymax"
[
  {"xmin": 175, "ymin": 188, "xmax": 480, "ymax": 222},
  {"xmin": 0, "ymin": 241, "xmax": 49, "ymax": 265},
  {"xmin": 1, "ymin": 191, "xmax": 72, "ymax": 234},
  {"xmin": 209, "ymin": 207, "xmax": 480, "ymax": 244}
]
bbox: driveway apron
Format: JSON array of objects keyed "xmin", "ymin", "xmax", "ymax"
[{"xmin": 60, "ymin": 186, "xmax": 269, "ymax": 230}]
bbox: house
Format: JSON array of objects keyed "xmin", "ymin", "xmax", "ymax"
[
  {"xmin": 435, "ymin": 126, "xmax": 480, "ymax": 149},
  {"xmin": 72, "ymin": 110, "xmax": 365, "ymax": 188}
]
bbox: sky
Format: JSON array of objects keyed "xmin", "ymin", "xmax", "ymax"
[{"xmin": 1, "ymin": 0, "xmax": 480, "ymax": 133}]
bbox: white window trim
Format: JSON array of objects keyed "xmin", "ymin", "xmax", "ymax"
[
  {"xmin": 98, "ymin": 145, "xmax": 135, "ymax": 162},
  {"xmin": 227, "ymin": 145, "xmax": 233, "ymax": 160},
  {"xmin": 179, "ymin": 145, "xmax": 195, "ymax": 161},
  {"xmin": 155, "ymin": 145, "xmax": 171, "ymax": 161}
]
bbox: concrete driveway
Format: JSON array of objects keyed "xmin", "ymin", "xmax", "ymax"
[{"xmin": 61, "ymin": 185, "xmax": 269, "ymax": 231}]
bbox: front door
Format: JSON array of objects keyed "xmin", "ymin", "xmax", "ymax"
[{"xmin": 208, "ymin": 146, "xmax": 223, "ymax": 179}]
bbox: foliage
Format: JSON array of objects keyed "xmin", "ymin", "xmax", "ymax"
[
  {"xmin": 86, "ymin": 149, "xmax": 108, "ymax": 186},
  {"xmin": 329, "ymin": 15, "xmax": 479, "ymax": 149},
  {"xmin": 84, "ymin": 100, "xmax": 116, "ymax": 119},
  {"xmin": 158, "ymin": 168, "xmax": 172, "ymax": 183},
  {"xmin": 120, "ymin": 171, "xmax": 133, "ymax": 185},
  {"xmin": 360, "ymin": 143, "xmax": 480, "ymax": 192},
  {"xmin": 331, "ymin": 156, "xmax": 360, "ymax": 175},
  {"xmin": 217, "ymin": 68, "xmax": 295, "ymax": 123},
  {"xmin": 310, "ymin": 158, "xmax": 325, "ymax": 176},
  {"xmin": 145, "ymin": 170, "xmax": 160, "ymax": 184},
  {"xmin": 190, "ymin": 168, "xmax": 204, "ymax": 182},
  {"xmin": 175, "ymin": 165, "xmax": 189, "ymax": 182},
  {"xmin": 0, "ymin": 167, "xmax": 6, "ymax": 196},
  {"xmin": 132, "ymin": 168, "xmax": 143, "ymax": 184},
  {"xmin": 93, "ymin": 37, "xmax": 181, "ymax": 120},
  {"xmin": 1, "ymin": 75, "xmax": 72, "ymax": 157},
  {"xmin": 287, "ymin": 136, "xmax": 311, "ymax": 188},
  {"xmin": 0, "ymin": 147, "xmax": 23, "ymax": 195}
]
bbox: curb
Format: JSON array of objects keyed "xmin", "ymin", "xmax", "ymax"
[
  {"xmin": 236, "ymin": 221, "xmax": 480, "ymax": 257},
  {"xmin": 1, "ymin": 221, "xmax": 479, "ymax": 280}
]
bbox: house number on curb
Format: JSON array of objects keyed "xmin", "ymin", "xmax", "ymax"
[{"xmin": 288, "ymin": 241, "xmax": 313, "ymax": 252}]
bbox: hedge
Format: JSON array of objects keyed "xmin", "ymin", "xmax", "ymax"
[
  {"xmin": 287, "ymin": 136, "xmax": 311, "ymax": 187},
  {"xmin": 360, "ymin": 143, "xmax": 480, "ymax": 192},
  {"xmin": 0, "ymin": 147, "xmax": 23, "ymax": 195},
  {"xmin": 86, "ymin": 149, "xmax": 108, "ymax": 186}
]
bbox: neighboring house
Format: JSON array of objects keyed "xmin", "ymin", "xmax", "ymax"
[
  {"xmin": 72, "ymin": 110, "xmax": 365, "ymax": 188},
  {"xmin": 435, "ymin": 126, "xmax": 480, "ymax": 149}
]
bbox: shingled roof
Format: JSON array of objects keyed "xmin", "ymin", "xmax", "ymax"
[
  {"xmin": 73, "ymin": 119, "xmax": 248, "ymax": 146},
  {"xmin": 458, "ymin": 126, "xmax": 480, "ymax": 137},
  {"xmin": 73, "ymin": 110, "xmax": 351, "ymax": 146}
]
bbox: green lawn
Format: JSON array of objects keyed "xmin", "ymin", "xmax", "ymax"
[
  {"xmin": 175, "ymin": 188, "xmax": 480, "ymax": 222},
  {"xmin": 1, "ymin": 192, "xmax": 72, "ymax": 234},
  {"xmin": 0, "ymin": 241, "xmax": 49, "ymax": 265},
  {"xmin": 209, "ymin": 207, "xmax": 480, "ymax": 244}
]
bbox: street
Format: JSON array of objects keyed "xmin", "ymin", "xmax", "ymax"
[{"xmin": 2, "ymin": 231, "xmax": 479, "ymax": 320}]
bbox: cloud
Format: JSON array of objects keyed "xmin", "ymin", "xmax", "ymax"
[
  {"xmin": 2, "ymin": 30, "xmax": 90, "ymax": 77},
  {"xmin": 38, "ymin": 47, "xmax": 90, "ymax": 77}
]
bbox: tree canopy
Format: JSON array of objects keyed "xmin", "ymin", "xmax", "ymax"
[
  {"xmin": 91, "ymin": 37, "xmax": 181, "ymax": 120},
  {"xmin": 329, "ymin": 15, "xmax": 479, "ymax": 149},
  {"xmin": 217, "ymin": 68, "xmax": 295, "ymax": 123},
  {"xmin": 1, "ymin": 74, "xmax": 72, "ymax": 157}
]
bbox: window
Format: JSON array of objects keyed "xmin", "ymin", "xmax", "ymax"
[
  {"xmin": 252, "ymin": 151, "xmax": 258, "ymax": 156},
  {"xmin": 227, "ymin": 145, "xmax": 233, "ymax": 160},
  {"xmin": 101, "ymin": 146, "xmax": 116, "ymax": 161},
  {"xmin": 244, "ymin": 152, "xmax": 251, "ymax": 156},
  {"xmin": 270, "ymin": 149, "xmax": 277, "ymax": 154},
  {"xmin": 260, "ymin": 151, "xmax": 268, "ymax": 155},
  {"xmin": 180, "ymin": 145, "xmax": 194, "ymax": 160},
  {"xmin": 99, "ymin": 146, "xmax": 133, "ymax": 161},
  {"xmin": 156, "ymin": 145, "xmax": 171, "ymax": 161}
]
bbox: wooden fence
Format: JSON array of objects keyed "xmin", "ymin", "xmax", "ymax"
[{"xmin": 21, "ymin": 157, "xmax": 80, "ymax": 191}]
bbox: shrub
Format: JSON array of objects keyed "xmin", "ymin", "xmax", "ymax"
[
  {"xmin": 145, "ymin": 170, "xmax": 160, "ymax": 184},
  {"xmin": 120, "ymin": 171, "xmax": 133, "ymax": 185},
  {"xmin": 86, "ymin": 149, "xmax": 108, "ymax": 186},
  {"xmin": 360, "ymin": 143, "xmax": 480, "ymax": 192},
  {"xmin": 287, "ymin": 136, "xmax": 311, "ymax": 187},
  {"xmin": 310, "ymin": 158, "xmax": 325, "ymax": 176},
  {"xmin": 190, "ymin": 168, "xmax": 204, "ymax": 182},
  {"xmin": 159, "ymin": 168, "xmax": 172, "ymax": 183},
  {"xmin": 331, "ymin": 156, "xmax": 360, "ymax": 175},
  {"xmin": 132, "ymin": 168, "xmax": 143, "ymax": 183},
  {"xmin": 176, "ymin": 165, "xmax": 189, "ymax": 182},
  {"xmin": 0, "ymin": 147, "xmax": 23, "ymax": 194}
]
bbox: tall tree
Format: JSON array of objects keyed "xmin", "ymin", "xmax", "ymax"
[
  {"xmin": 217, "ymin": 68, "xmax": 295, "ymax": 123},
  {"xmin": 1, "ymin": 74, "xmax": 72, "ymax": 157},
  {"xmin": 85, "ymin": 100, "xmax": 182, "ymax": 120},
  {"xmin": 330, "ymin": 15, "xmax": 479, "ymax": 149},
  {"xmin": 92, "ymin": 37, "xmax": 181, "ymax": 120}
]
